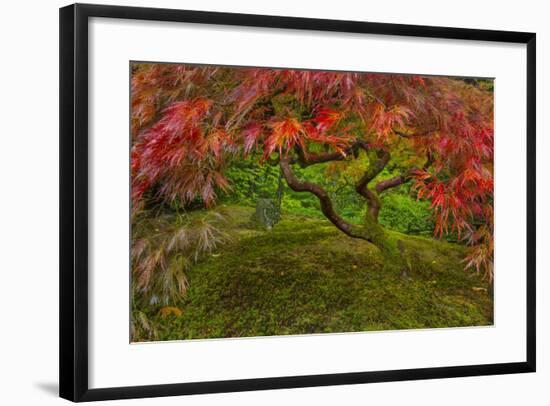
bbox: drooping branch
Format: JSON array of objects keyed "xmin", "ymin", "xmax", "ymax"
[{"xmin": 279, "ymin": 157, "xmax": 374, "ymax": 243}]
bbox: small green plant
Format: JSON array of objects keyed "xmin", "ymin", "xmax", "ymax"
[
  {"xmin": 130, "ymin": 308, "xmax": 158, "ymax": 341},
  {"xmin": 131, "ymin": 207, "xmax": 230, "ymax": 308}
]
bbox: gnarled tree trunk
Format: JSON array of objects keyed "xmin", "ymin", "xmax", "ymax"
[
  {"xmin": 278, "ymin": 141, "xmax": 432, "ymax": 273},
  {"xmin": 279, "ymin": 156, "xmax": 400, "ymax": 271}
]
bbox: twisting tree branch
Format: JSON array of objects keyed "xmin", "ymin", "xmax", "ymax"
[
  {"xmin": 355, "ymin": 148, "xmax": 390, "ymax": 220},
  {"xmin": 375, "ymin": 151, "xmax": 434, "ymax": 194},
  {"xmin": 286, "ymin": 139, "xmax": 434, "ymax": 225},
  {"xmin": 279, "ymin": 157, "xmax": 374, "ymax": 243},
  {"xmin": 393, "ymin": 128, "xmax": 437, "ymax": 139},
  {"xmin": 293, "ymin": 143, "xmax": 361, "ymax": 168},
  {"xmin": 266, "ymin": 141, "xmax": 361, "ymax": 168},
  {"xmin": 292, "ymin": 140, "xmax": 389, "ymax": 220},
  {"xmin": 375, "ymin": 173, "xmax": 409, "ymax": 194}
]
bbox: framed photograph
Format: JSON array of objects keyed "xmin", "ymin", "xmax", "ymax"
[{"xmin": 59, "ymin": 3, "xmax": 536, "ymax": 402}]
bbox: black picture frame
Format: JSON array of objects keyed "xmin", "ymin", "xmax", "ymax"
[{"xmin": 59, "ymin": 3, "xmax": 536, "ymax": 402}]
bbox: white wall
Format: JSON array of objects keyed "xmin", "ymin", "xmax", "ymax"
[{"xmin": 0, "ymin": 0, "xmax": 546, "ymax": 404}]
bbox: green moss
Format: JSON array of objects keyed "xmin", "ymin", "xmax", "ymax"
[{"xmin": 135, "ymin": 206, "xmax": 493, "ymax": 342}]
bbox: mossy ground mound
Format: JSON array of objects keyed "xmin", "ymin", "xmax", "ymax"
[{"xmin": 140, "ymin": 206, "xmax": 493, "ymax": 341}]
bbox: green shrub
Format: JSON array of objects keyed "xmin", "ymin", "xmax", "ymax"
[
  {"xmin": 378, "ymin": 192, "xmax": 434, "ymax": 235},
  {"xmin": 222, "ymin": 155, "xmax": 435, "ymax": 236},
  {"xmin": 222, "ymin": 158, "xmax": 281, "ymax": 205}
]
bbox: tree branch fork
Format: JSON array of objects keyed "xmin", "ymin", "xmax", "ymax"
[{"xmin": 276, "ymin": 136, "xmax": 433, "ymax": 250}]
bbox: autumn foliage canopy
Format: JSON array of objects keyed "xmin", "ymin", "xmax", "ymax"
[{"xmin": 131, "ymin": 63, "xmax": 494, "ymax": 278}]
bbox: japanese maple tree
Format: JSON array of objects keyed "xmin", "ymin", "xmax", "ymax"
[{"xmin": 131, "ymin": 63, "xmax": 494, "ymax": 278}]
